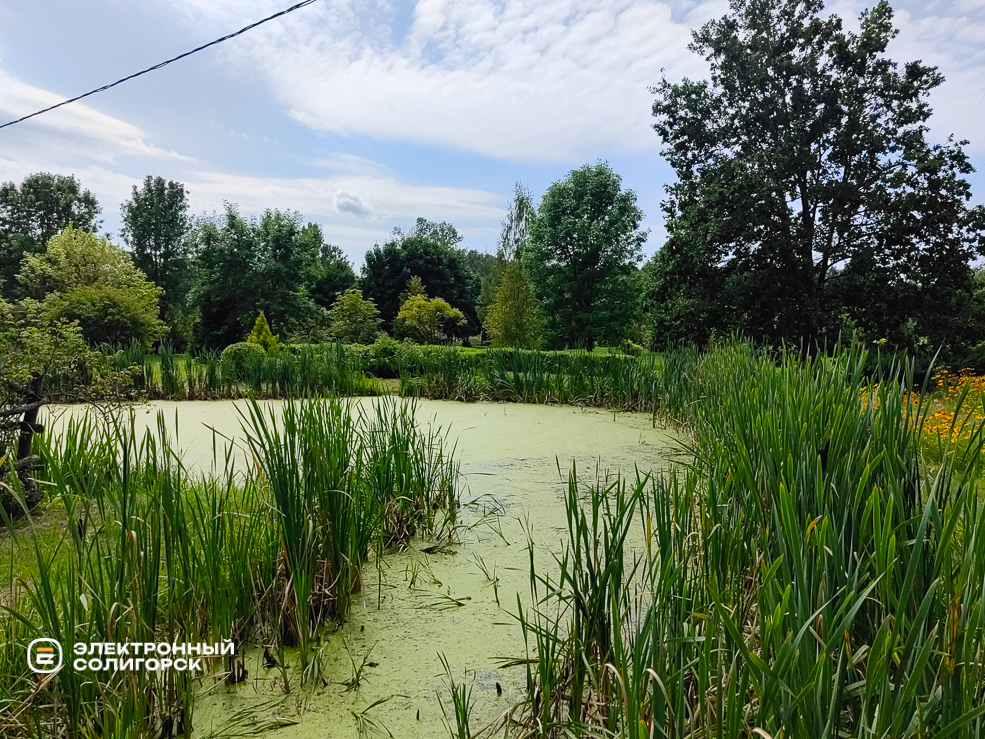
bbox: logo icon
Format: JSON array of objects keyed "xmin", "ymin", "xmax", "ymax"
[{"xmin": 27, "ymin": 638, "xmax": 63, "ymax": 674}]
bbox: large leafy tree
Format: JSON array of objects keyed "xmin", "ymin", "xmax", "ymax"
[
  {"xmin": 361, "ymin": 235, "xmax": 478, "ymax": 334},
  {"xmin": 192, "ymin": 205, "xmax": 323, "ymax": 348},
  {"xmin": 391, "ymin": 217, "xmax": 464, "ymax": 249},
  {"xmin": 526, "ymin": 163, "xmax": 646, "ymax": 350},
  {"xmin": 647, "ymin": 0, "xmax": 985, "ymax": 349},
  {"xmin": 18, "ymin": 225, "xmax": 166, "ymax": 347},
  {"xmin": 120, "ymin": 176, "xmax": 195, "ymax": 345},
  {"xmin": 0, "ymin": 173, "xmax": 100, "ymax": 299}
]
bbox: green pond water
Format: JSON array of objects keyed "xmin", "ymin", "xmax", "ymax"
[{"xmin": 47, "ymin": 399, "xmax": 681, "ymax": 738}]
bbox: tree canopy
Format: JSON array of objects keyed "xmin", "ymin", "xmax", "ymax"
[
  {"xmin": 193, "ymin": 205, "xmax": 324, "ymax": 348},
  {"xmin": 393, "ymin": 291, "xmax": 466, "ymax": 344},
  {"xmin": 0, "ymin": 173, "xmax": 100, "ymax": 299},
  {"xmin": 646, "ymin": 0, "xmax": 985, "ymax": 350},
  {"xmin": 526, "ymin": 163, "xmax": 646, "ymax": 350},
  {"xmin": 309, "ymin": 244, "xmax": 357, "ymax": 311},
  {"xmin": 327, "ymin": 288, "xmax": 381, "ymax": 344},
  {"xmin": 484, "ymin": 262, "xmax": 544, "ymax": 349},
  {"xmin": 121, "ymin": 176, "xmax": 194, "ymax": 346},
  {"xmin": 17, "ymin": 225, "xmax": 166, "ymax": 347},
  {"xmin": 361, "ymin": 234, "xmax": 478, "ymax": 334}
]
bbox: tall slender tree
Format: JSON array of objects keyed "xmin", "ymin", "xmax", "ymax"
[{"xmin": 121, "ymin": 177, "xmax": 193, "ymax": 345}]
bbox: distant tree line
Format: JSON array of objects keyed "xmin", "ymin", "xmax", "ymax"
[
  {"xmin": 0, "ymin": 163, "xmax": 646, "ymax": 353},
  {"xmin": 2, "ymin": 0, "xmax": 983, "ymax": 361}
]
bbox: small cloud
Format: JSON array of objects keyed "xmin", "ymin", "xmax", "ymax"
[{"xmin": 334, "ymin": 190, "xmax": 374, "ymax": 219}]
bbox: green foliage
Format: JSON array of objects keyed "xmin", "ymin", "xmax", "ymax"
[
  {"xmin": 499, "ymin": 343, "xmax": 985, "ymax": 738},
  {"xmin": 476, "ymin": 258, "xmax": 506, "ymax": 323},
  {"xmin": 0, "ymin": 398, "xmax": 459, "ymax": 733},
  {"xmin": 648, "ymin": 0, "xmax": 985, "ymax": 350},
  {"xmin": 484, "ymin": 262, "xmax": 544, "ymax": 349},
  {"xmin": 327, "ymin": 288, "xmax": 381, "ymax": 344},
  {"xmin": 1, "ymin": 308, "xmax": 133, "ymax": 510},
  {"xmin": 120, "ymin": 176, "xmax": 195, "ymax": 348},
  {"xmin": 526, "ymin": 163, "xmax": 646, "ymax": 350},
  {"xmin": 391, "ymin": 217, "xmax": 464, "ymax": 249},
  {"xmin": 497, "ymin": 182, "xmax": 534, "ymax": 262},
  {"xmin": 17, "ymin": 225, "xmax": 165, "ymax": 347},
  {"xmin": 193, "ymin": 204, "xmax": 323, "ymax": 349},
  {"xmin": 221, "ymin": 341, "xmax": 265, "ymax": 377},
  {"xmin": 43, "ymin": 284, "xmax": 167, "ymax": 348},
  {"xmin": 393, "ymin": 293, "xmax": 466, "ymax": 345},
  {"xmin": 361, "ymin": 234, "xmax": 478, "ymax": 333},
  {"xmin": 0, "ymin": 172, "xmax": 100, "ymax": 299},
  {"xmin": 309, "ymin": 243, "xmax": 357, "ymax": 310},
  {"xmin": 246, "ymin": 312, "xmax": 281, "ymax": 352}
]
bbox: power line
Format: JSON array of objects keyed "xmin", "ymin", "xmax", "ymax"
[{"xmin": 0, "ymin": 0, "xmax": 318, "ymax": 131}]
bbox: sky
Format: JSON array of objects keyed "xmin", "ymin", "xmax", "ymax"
[{"xmin": 0, "ymin": 0, "xmax": 983, "ymax": 269}]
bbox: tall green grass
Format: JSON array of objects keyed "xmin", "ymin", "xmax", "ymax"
[
  {"xmin": 97, "ymin": 342, "xmax": 383, "ymax": 401},
  {"xmin": 502, "ymin": 341, "xmax": 985, "ymax": 738},
  {"xmin": 0, "ymin": 397, "xmax": 460, "ymax": 738}
]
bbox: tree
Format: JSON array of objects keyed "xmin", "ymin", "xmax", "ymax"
[
  {"xmin": 484, "ymin": 262, "xmax": 544, "ymax": 348},
  {"xmin": 498, "ymin": 182, "xmax": 534, "ymax": 262},
  {"xmin": 0, "ymin": 173, "xmax": 100, "ymax": 298},
  {"xmin": 1, "ymin": 307, "xmax": 132, "ymax": 512},
  {"xmin": 391, "ymin": 218, "xmax": 464, "ymax": 249},
  {"xmin": 43, "ymin": 285, "xmax": 167, "ymax": 347},
  {"xmin": 120, "ymin": 176, "xmax": 195, "ymax": 346},
  {"xmin": 246, "ymin": 313, "xmax": 281, "ymax": 351},
  {"xmin": 327, "ymin": 288, "xmax": 381, "ymax": 344},
  {"xmin": 477, "ymin": 182, "xmax": 535, "ymax": 324},
  {"xmin": 361, "ymin": 235, "xmax": 478, "ymax": 334},
  {"xmin": 393, "ymin": 294, "xmax": 466, "ymax": 344},
  {"xmin": 17, "ymin": 225, "xmax": 166, "ymax": 347},
  {"xmin": 193, "ymin": 205, "xmax": 322, "ymax": 348},
  {"xmin": 310, "ymin": 244, "xmax": 357, "ymax": 311},
  {"xmin": 648, "ymin": 0, "xmax": 985, "ymax": 350},
  {"xmin": 526, "ymin": 163, "xmax": 646, "ymax": 350}
]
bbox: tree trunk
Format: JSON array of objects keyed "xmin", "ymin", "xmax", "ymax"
[{"xmin": 8, "ymin": 377, "xmax": 45, "ymax": 510}]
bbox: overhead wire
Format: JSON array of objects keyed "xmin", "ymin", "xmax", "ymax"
[{"xmin": 0, "ymin": 0, "xmax": 317, "ymax": 131}]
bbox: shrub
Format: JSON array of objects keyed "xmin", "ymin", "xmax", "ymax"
[
  {"xmin": 221, "ymin": 341, "xmax": 265, "ymax": 376},
  {"xmin": 246, "ymin": 313, "xmax": 281, "ymax": 352},
  {"xmin": 393, "ymin": 295, "xmax": 466, "ymax": 344}
]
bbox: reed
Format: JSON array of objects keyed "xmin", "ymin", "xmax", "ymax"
[
  {"xmin": 502, "ymin": 342, "xmax": 985, "ymax": 739},
  {"xmin": 0, "ymin": 396, "xmax": 461, "ymax": 738}
]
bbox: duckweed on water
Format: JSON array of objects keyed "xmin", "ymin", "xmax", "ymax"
[{"xmin": 5, "ymin": 341, "xmax": 985, "ymax": 738}]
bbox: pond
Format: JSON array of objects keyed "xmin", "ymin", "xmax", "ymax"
[{"xmin": 46, "ymin": 398, "xmax": 681, "ymax": 738}]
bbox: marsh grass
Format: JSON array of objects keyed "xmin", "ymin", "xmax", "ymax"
[
  {"xmin": 498, "ymin": 342, "xmax": 985, "ymax": 739},
  {"xmin": 0, "ymin": 396, "xmax": 460, "ymax": 738}
]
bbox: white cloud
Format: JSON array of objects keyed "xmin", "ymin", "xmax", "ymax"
[
  {"xmin": 0, "ymin": 68, "xmax": 197, "ymax": 164},
  {"xmin": 184, "ymin": 171, "xmax": 501, "ymax": 224},
  {"xmin": 334, "ymin": 189, "xmax": 375, "ymax": 219},
  {"xmin": 161, "ymin": 0, "xmax": 706, "ymax": 162},
  {"xmin": 162, "ymin": 0, "xmax": 985, "ymax": 157}
]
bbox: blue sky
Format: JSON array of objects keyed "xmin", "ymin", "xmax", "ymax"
[{"xmin": 1, "ymin": 0, "xmax": 983, "ymax": 268}]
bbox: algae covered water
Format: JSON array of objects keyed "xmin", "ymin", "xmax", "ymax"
[{"xmin": 48, "ymin": 399, "xmax": 680, "ymax": 738}]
